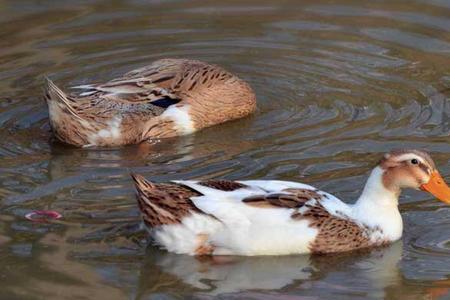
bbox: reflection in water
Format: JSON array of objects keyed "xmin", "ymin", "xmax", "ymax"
[
  {"xmin": 142, "ymin": 251, "xmax": 312, "ymax": 294},
  {"xmin": 0, "ymin": 0, "xmax": 450, "ymax": 298},
  {"xmin": 137, "ymin": 243, "xmax": 403, "ymax": 298}
]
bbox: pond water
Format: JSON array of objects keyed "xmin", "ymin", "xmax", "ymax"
[{"xmin": 0, "ymin": 0, "xmax": 449, "ymax": 299}]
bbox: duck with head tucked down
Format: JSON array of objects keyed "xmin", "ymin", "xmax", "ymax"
[
  {"xmin": 132, "ymin": 149, "xmax": 450, "ymax": 256},
  {"xmin": 44, "ymin": 58, "xmax": 256, "ymax": 147}
]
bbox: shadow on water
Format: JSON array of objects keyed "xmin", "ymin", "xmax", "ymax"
[{"xmin": 0, "ymin": 0, "xmax": 449, "ymax": 299}]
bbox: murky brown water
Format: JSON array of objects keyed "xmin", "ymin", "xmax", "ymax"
[{"xmin": 0, "ymin": 0, "xmax": 449, "ymax": 299}]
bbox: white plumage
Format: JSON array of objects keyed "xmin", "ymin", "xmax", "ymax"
[{"xmin": 133, "ymin": 149, "xmax": 450, "ymax": 256}]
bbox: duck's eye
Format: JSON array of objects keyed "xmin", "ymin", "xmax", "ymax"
[{"xmin": 411, "ymin": 159, "xmax": 419, "ymax": 165}]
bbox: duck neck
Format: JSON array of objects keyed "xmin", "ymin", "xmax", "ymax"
[
  {"xmin": 355, "ymin": 166, "xmax": 400, "ymax": 208},
  {"xmin": 351, "ymin": 166, "xmax": 403, "ymax": 241}
]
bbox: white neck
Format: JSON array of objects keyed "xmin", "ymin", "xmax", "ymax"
[
  {"xmin": 355, "ymin": 167, "xmax": 400, "ymax": 207},
  {"xmin": 351, "ymin": 167, "xmax": 403, "ymax": 242}
]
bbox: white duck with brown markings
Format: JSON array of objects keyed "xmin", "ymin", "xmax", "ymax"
[{"xmin": 132, "ymin": 149, "xmax": 450, "ymax": 256}]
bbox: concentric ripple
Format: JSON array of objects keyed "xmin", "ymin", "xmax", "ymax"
[{"xmin": 0, "ymin": 0, "xmax": 449, "ymax": 299}]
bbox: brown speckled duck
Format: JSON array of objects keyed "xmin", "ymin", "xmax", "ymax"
[
  {"xmin": 132, "ymin": 149, "xmax": 450, "ymax": 256},
  {"xmin": 45, "ymin": 58, "xmax": 256, "ymax": 147}
]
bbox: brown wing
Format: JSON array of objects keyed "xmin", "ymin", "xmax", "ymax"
[
  {"xmin": 294, "ymin": 202, "xmax": 378, "ymax": 254},
  {"xmin": 241, "ymin": 188, "xmax": 378, "ymax": 253},
  {"xmin": 121, "ymin": 58, "xmax": 191, "ymax": 86},
  {"xmin": 74, "ymin": 58, "xmax": 233, "ymax": 103},
  {"xmin": 69, "ymin": 58, "xmax": 241, "ymax": 114},
  {"xmin": 197, "ymin": 180, "xmax": 247, "ymax": 191},
  {"xmin": 242, "ymin": 188, "xmax": 324, "ymax": 209},
  {"xmin": 70, "ymin": 60, "xmax": 184, "ymax": 110},
  {"xmin": 121, "ymin": 58, "xmax": 255, "ymax": 131}
]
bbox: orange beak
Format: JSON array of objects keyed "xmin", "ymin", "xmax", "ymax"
[{"xmin": 420, "ymin": 171, "xmax": 450, "ymax": 204}]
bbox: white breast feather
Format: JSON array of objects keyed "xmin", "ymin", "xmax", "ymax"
[{"xmin": 161, "ymin": 105, "xmax": 195, "ymax": 135}]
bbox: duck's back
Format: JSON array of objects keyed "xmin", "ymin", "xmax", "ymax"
[{"xmin": 45, "ymin": 59, "xmax": 256, "ymax": 147}]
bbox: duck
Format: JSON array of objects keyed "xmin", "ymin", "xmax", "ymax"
[
  {"xmin": 131, "ymin": 149, "xmax": 450, "ymax": 256},
  {"xmin": 44, "ymin": 58, "xmax": 256, "ymax": 147}
]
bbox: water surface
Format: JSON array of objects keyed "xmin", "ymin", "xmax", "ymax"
[{"xmin": 0, "ymin": 0, "xmax": 450, "ymax": 299}]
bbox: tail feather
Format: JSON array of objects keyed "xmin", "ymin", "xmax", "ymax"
[
  {"xmin": 131, "ymin": 173, "xmax": 155, "ymax": 190},
  {"xmin": 131, "ymin": 173, "xmax": 178, "ymax": 227},
  {"xmin": 44, "ymin": 77, "xmax": 83, "ymax": 120},
  {"xmin": 131, "ymin": 173, "xmax": 202, "ymax": 227}
]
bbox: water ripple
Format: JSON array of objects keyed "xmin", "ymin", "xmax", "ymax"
[{"xmin": 0, "ymin": 0, "xmax": 450, "ymax": 299}]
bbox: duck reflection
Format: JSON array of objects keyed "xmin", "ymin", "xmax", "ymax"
[
  {"xmin": 47, "ymin": 124, "xmax": 257, "ymax": 178},
  {"xmin": 137, "ymin": 241, "xmax": 403, "ymax": 297}
]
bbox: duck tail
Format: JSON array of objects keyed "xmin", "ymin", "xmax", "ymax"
[
  {"xmin": 44, "ymin": 77, "xmax": 82, "ymax": 120},
  {"xmin": 131, "ymin": 173, "xmax": 164, "ymax": 227},
  {"xmin": 131, "ymin": 173, "xmax": 195, "ymax": 228},
  {"xmin": 131, "ymin": 173, "xmax": 156, "ymax": 194}
]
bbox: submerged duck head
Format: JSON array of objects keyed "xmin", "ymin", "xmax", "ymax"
[{"xmin": 378, "ymin": 149, "xmax": 450, "ymax": 203}]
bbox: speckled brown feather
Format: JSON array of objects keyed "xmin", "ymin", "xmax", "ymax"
[
  {"xmin": 198, "ymin": 180, "xmax": 247, "ymax": 191},
  {"xmin": 171, "ymin": 65, "xmax": 256, "ymax": 130},
  {"xmin": 294, "ymin": 202, "xmax": 387, "ymax": 254},
  {"xmin": 242, "ymin": 188, "xmax": 385, "ymax": 254},
  {"xmin": 131, "ymin": 174, "xmax": 203, "ymax": 227},
  {"xmin": 132, "ymin": 175, "xmax": 244, "ymax": 227},
  {"xmin": 45, "ymin": 58, "xmax": 256, "ymax": 147}
]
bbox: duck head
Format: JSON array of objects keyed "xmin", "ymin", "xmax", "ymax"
[{"xmin": 379, "ymin": 149, "xmax": 450, "ymax": 203}]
